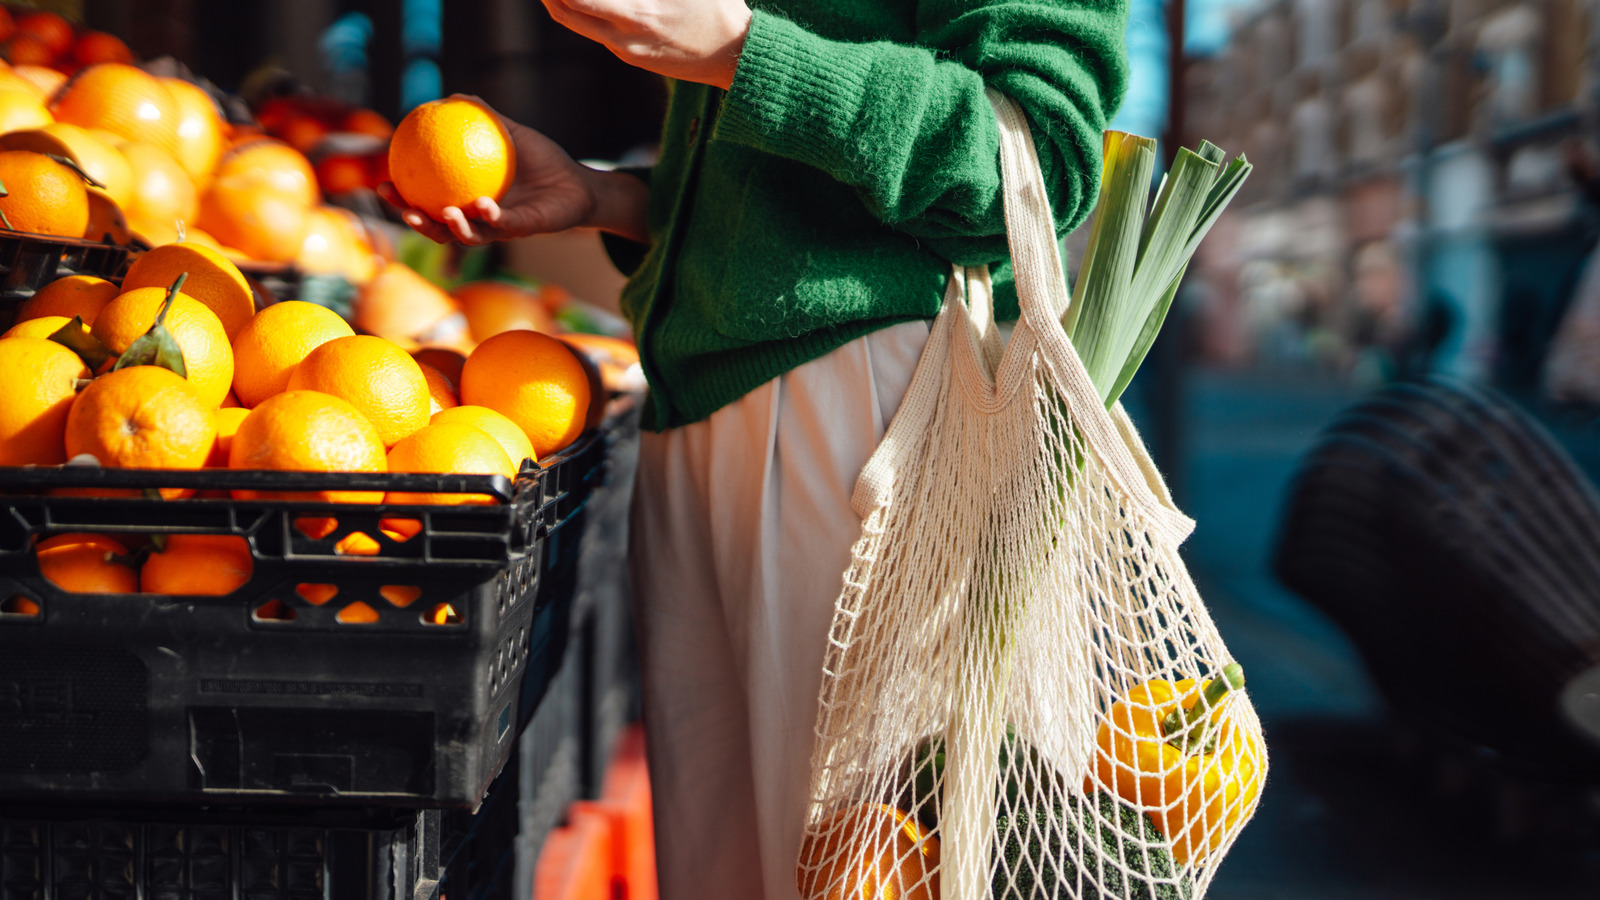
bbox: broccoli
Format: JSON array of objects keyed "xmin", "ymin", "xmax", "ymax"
[
  {"xmin": 902, "ymin": 731, "xmax": 1192, "ymax": 900},
  {"xmin": 994, "ymin": 791, "xmax": 1191, "ymax": 900}
]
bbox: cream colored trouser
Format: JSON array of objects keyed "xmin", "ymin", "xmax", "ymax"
[{"xmin": 627, "ymin": 320, "xmax": 930, "ymax": 900}]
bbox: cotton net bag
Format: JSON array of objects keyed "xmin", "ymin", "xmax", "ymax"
[{"xmin": 794, "ymin": 93, "xmax": 1267, "ymax": 900}]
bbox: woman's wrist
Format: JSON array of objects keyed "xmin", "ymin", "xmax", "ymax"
[{"xmin": 580, "ymin": 167, "xmax": 651, "ymax": 244}]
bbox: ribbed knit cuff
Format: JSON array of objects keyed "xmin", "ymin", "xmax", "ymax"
[{"xmin": 715, "ymin": 9, "xmax": 875, "ymax": 172}]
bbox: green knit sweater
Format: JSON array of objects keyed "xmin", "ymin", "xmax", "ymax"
[{"xmin": 608, "ymin": 0, "xmax": 1129, "ymax": 430}]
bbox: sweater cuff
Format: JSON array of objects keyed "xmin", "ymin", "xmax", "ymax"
[{"xmin": 715, "ymin": 9, "xmax": 874, "ymax": 169}]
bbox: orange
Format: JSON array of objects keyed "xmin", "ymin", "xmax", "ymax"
[
  {"xmin": 83, "ymin": 187, "xmax": 130, "ymax": 242},
  {"xmin": 0, "ymin": 70, "xmax": 47, "ymax": 101},
  {"xmin": 280, "ymin": 114, "xmax": 326, "ymax": 155},
  {"xmin": 207, "ymin": 406, "xmax": 249, "ymax": 467},
  {"xmin": 796, "ymin": 803, "xmax": 939, "ymax": 900},
  {"xmin": 119, "ymin": 140, "xmax": 197, "ymax": 236},
  {"xmin": 71, "ymin": 32, "xmax": 134, "ymax": 68},
  {"xmin": 2, "ymin": 313, "xmax": 71, "ymax": 340},
  {"xmin": 14, "ymin": 274, "xmax": 117, "ymax": 325},
  {"xmin": 354, "ymin": 261, "xmax": 469, "ymax": 350},
  {"xmin": 0, "ymin": 9, "xmax": 14, "ymax": 46},
  {"xmin": 15, "ymin": 12, "xmax": 73, "ymax": 57},
  {"xmin": 65, "ymin": 365, "xmax": 216, "ymax": 472},
  {"xmin": 229, "ymin": 299, "xmax": 354, "ymax": 407},
  {"xmin": 9, "ymin": 65, "xmax": 64, "ymax": 99},
  {"xmin": 92, "ymin": 286, "xmax": 235, "ymax": 408},
  {"xmin": 296, "ymin": 205, "xmax": 378, "ymax": 283},
  {"xmin": 341, "ymin": 108, "xmax": 393, "ymax": 140},
  {"xmin": 315, "ymin": 153, "xmax": 368, "ymax": 194},
  {"xmin": 141, "ymin": 534, "xmax": 253, "ymax": 595},
  {"xmin": 561, "ymin": 332, "xmax": 642, "ymax": 392},
  {"xmin": 6, "ymin": 34, "xmax": 55, "ymax": 68},
  {"xmin": 197, "ymin": 176, "xmax": 309, "ymax": 263},
  {"xmin": 431, "ymin": 405, "xmax": 535, "ymax": 468},
  {"xmin": 120, "ymin": 241, "xmax": 255, "ymax": 339},
  {"xmin": 0, "ymin": 336, "xmax": 90, "ymax": 465},
  {"xmin": 418, "ymin": 361, "xmax": 457, "ymax": 414},
  {"xmin": 0, "ymin": 87, "xmax": 50, "ymax": 131},
  {"xmin": 52, "ymin": 64, "xmax": 181, "ymax": 159},
  {"xmin": 451, "ymin": 280, "xmax": 555, "ymax": 342},
  {"xmin": 388, "ymin": 97, "xmax": 515, "ymax": 221},
  {"xmin": 0, "ymin": 149, "xmax": 86, "ymax": 237},
  {"xmin": 411, "ymin": 346, "xmax": 466, "ymax": 386},
  {"xmin": 226, "ymin": 389, "xmax": 387, "ymax": 503},
  {"xmin": 384, "ymin": 422, "xmax": 515, "ymax": 505},
  {"xmin": 0, "ymin": 127, "xmax": 132, "ymax": 193},
  {"xmin": 460, "ymin": 330, "xmax": 591, "ymax": 459},
  {"xmin": 220, "ymin": 390, "xmax": 240, "ymax": 408},
  {"xmin": 161, "ymin": 78, "xmax": 223, "ymax": 185},
  {"xmin": 213, "ymin": 139, "xmax": 317, "ymax": 208},
  {"xmin": 287, "ymin": 334, "xmax": 430, "ymax": 448},
  {"xmin": 35, "ymin": 533, "xmax": 138, "ymax": 594}
]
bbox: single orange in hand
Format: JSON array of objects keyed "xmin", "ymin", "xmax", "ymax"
[
  {"xmin": 229, "ymin": 299, "xmax": 354, "ymax": 408},
  {"xmin": 0, "ymin": 336, "xmax": 90, "ymax": 466},
  {"xmin": 388, "ymin": 96, "xmax": 515, "ymax": 221},
  {"xmin": 430, "ymin": 405, "xmax": 535, "ymax": 469},
  {"xmin": 287, "ymin": 334, "xmax": 430, "ymax": 448},
  {"xmin": 461, "ymin": 330, "xmax": 590, "ymax": 460},
  {"xmin": 227, "ymin": 389, "xmax": 387, "ymax": 503},
  {"xmin": 14, "ymin": 274, "xmax": 117, "ymax": 326},
  {"xmin": 0, "ymin": 150, "xmax": 90, "ymax": 237},
  {"xmin": 36, "ymin": 533, "xmax": 139, "ymax": 594},
  {"xmin": 384, "ymin": 421, "xmax": 515, "ymax": 506},
  {"xmin": 141, "ymin": 534, "xmax": 254, "ymax": 595},
  {"xmin": 120, "ymin": 241, "xmax": 255, "ymax": 340},
  {"xmin": 65, "ymin": 365, "xmax": 217, "ymax": 473},
  {"xmin": 93, "ymin": 286, "xmax": 235, "ymax": 408}
]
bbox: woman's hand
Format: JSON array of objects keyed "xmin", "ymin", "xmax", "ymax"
[
  {"xmin": 380, "ymin": 99, "xmax": 650, "ymax": 246},
  {"xmin": 541, "ymin": 0, "xmax": 752, "ymax": 89}
]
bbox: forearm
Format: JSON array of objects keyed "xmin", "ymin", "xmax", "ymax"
[{"xmin": 579, "ymin": 168, "xmax": 651, "ymax": 244}]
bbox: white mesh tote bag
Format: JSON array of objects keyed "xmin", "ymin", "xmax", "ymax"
[{"xmin": 795, "ymin": 92, "xmax": 1267, "ymax": 900}]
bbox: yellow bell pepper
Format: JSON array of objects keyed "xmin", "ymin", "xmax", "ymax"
[{"xmin": 1091, "ymin": 663, "xmax": 1264, "ymax": 865}]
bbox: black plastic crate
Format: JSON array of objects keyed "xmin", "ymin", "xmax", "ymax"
[
  {"xmin": 0, "ymin": 425, "xmax": 607, "ymax": 811},
  {"xmin": 0, "ymin": 231, "xmax": 132, "ymax": 319}
]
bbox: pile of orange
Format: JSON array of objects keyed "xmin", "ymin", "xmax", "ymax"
[
  {"xmin": 33, "ymin": 531, "xmax": 254, "ymax": 596},
  {"xmin": 1, "ymin": 239, "xmax": 600, "ymax": 535}
]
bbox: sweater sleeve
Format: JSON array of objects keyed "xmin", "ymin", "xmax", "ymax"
[{"xmin": 712, "ymin": 0, "xmax": 1129, "ymax": 264}]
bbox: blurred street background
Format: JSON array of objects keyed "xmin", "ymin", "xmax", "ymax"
[{"xmin": 61, "ymin": 0, "xmax": 1600, "ymax": 895}]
